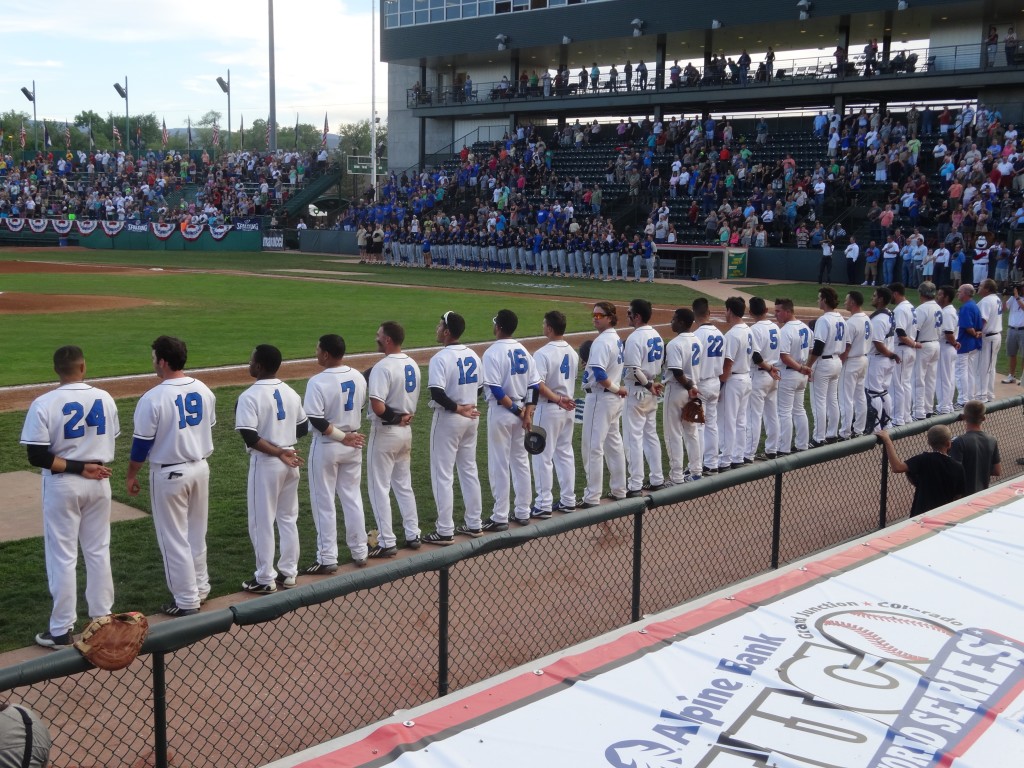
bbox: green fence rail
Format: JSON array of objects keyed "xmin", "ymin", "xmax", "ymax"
[{"xmin": 2, "ymin": 396, "xmax": 1022, "ymax": 767}]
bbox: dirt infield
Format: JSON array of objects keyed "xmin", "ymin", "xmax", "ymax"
[
  {"xmin": 0, "ymin": 292, "xmax": 157, "ymax": 314},
  {"xmin": 0, "ymin": 259, "xmax": 144, "ymax": 275}
]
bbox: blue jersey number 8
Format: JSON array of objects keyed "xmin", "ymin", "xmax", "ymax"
[{"xmin": 404, "ymin": 365, "xmax": 417, "ymax": 393}]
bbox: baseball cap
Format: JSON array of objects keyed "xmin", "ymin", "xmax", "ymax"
[{"xmin": 524, "ymin": 424, "xmax": 547, "ymax": 455}]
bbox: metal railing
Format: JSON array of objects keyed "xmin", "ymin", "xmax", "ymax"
[
  {"xmin": 407, "ymin": 42, "xmax": 1023, "ymax": 109},
  {"xmin": 2, "ymin": 396, "xmax": 1022, "ymax": 767}
]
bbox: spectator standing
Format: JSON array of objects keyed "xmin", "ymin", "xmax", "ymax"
[
  {"xmin": 950, "ymin": 400, "xmax": 1002, "ymax": 493},
  {"xmin": 876, "ymin": 427, "xmax": 965, "ymax": 516},
  {"xmin": 1002, "ymin": 285, "xmax": 1024, "ymax": 383}
]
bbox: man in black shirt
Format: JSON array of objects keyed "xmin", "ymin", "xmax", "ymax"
[
  {"xmin": 950, "ymin": 400, "xmax": 1001, "ymax": 494},
  {"xmin": 877, "ymin": 426, "xmax": 966, "ymax": 516}
]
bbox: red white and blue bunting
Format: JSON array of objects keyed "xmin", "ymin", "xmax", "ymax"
[{"xmin": 0, "ymin": 218, "xmax": 246, "ymax": 241}]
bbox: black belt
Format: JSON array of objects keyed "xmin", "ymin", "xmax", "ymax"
[
  {"xmin": 985, "ymin": 332, "xmax": 1000, "ymax": 337},
  {"xmin": 1010, "ymin": 326, "xmax": 1024, "ymax": 331},
  {"xmin": 820, "ymin": 355, "xmax": 834, "ymax": 359},
  {"xmin": 161, "ymin": 462, "xmax": 184, "ymax": 468}
]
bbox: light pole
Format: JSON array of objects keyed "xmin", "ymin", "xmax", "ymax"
[
  {"xmin": 216, "ymin": 70, "xmax": 232, "ymax": 152},
  {"xmin": 113, "ymin": 77, "xmax": 129, "ymax": 150},
  {"xmin": 268, "ymin": 0, "xmax": 277, "ymax": 151},
  {"xmin": 20, "ymin": 81, "xmax": 36, "ymax": 152},
  {"xmin": 370, "ymin": 0, "xmax": 377, "ymax": 201}
]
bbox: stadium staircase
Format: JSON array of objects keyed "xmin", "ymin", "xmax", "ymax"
[{"xmin": 281, "ymin": 167, "xmax": 343, "ymax": 220}]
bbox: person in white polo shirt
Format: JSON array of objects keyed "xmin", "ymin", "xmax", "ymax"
[{"xmin": 1003, "ymin": 285, "xmax": 1024, "ymax": 384}]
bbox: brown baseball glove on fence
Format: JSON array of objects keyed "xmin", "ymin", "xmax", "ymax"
[
  {"xmin": 681, "ymin": 398, "xmax": 706, "ymax": 424},
  {"xmin": 74, "ymin": 612, "xmax": 149, "ymax": 671}
]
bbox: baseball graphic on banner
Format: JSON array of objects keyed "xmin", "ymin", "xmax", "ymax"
[{"xmin": 817, "ymin": 610, "xmax": 955, "ymax": 663}]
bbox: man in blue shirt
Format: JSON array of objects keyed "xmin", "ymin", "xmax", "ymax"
[{"xmin": 955, "ymin": 283, "xmax": 984, "ymax": 408}]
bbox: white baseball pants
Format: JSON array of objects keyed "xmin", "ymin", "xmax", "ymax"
[
  {"xmin": 531, "ymin": 403, "xmax": 576, "ymax": 511},
  {"xmin": 247, "ymin": 452, "xmax": 299, "ymax": 584},
  {"xmin": 308, "ymin": 438, "xmax": 367, "ymax": 565},
  {"xmin": 487, "ymin": 405, "xmax": 533, "ymax": 523},
  {"xmin": 624, "ymin": 387, "xmax": 664, "ymax": 491},
  {"xmin": 581, "ymin": 391, "xmax": 626, "ymax": 504},
  {"xmin": 367, "ymin": 424, "xmax": 420, "ymax": 548},
  {"xmin": 430, "ymin": 409, "xmax": 483, "ymax": 534},
  {"xmin": 150, "ymin": 459, "xmax": 210, "ymax": 611}
]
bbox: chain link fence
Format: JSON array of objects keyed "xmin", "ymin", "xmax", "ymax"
[{"xmin": 3, "ymin": 396, "xmax": 1022, "ymax": 767}]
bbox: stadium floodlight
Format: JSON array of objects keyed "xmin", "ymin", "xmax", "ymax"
[
  {"xmin": 631, "ymin": 18, "xmax": 644, "ymax": 37},
  {"xmin": 216, "ymin": 71, "xmax": 232, "ymax": 151},
  {"xmin": 113, "ymin": 78, "xmax": 129, "ymax": 151},
  {"xmin": 711, "ymin": 19, "xmax": 722, "ymax": 29},
  {"xmin": 897, "ymin": 0, "xmax": 909, "ymax": 9},
  {"xmin": 562, "ymin": 35, "xmax": 572, "ymax": 45},
  {"xmin": 20, "ymin": 82, "xmax": 37, "ymax": 151},
  {"xmin": 796, "ymin": 0, "xmax": 811, "ymax": 9},
  {"xmin": 496, "ymin": 33, "xmax": 509, "ymax": 51}
]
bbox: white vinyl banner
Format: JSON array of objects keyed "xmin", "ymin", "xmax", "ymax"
[{"xmin": 273, "ymin": 484, "xmax": 1024, "ymax": 768}]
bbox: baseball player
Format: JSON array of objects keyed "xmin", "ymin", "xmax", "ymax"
[
  {"xmin": 663, "ymin": 308, "xmax": 704, "ymax": 483},
  {"xmin": 718, "ymin": 297, "xmax": 754, "ymax": 469},
  {"xmin": 804, "ymin": 286, "xmax": 845, "ymax": 446},
  {"xmin": 622, "ymin": 299, "xmax": 665, "ymax": 494},
  {"xmin": 581, "ymin": 301, "xmax": 627, "ymax": 506},
  {"xmin": 21, "ymin": 346, "xmax": 119, "ymax": 648},
  {"xmin": 838, "ymin": 290, "xmax": 871, "ymax": 439},
  {"xmin": 530, "ymin": 311, "xmax": 580, "ymax": 517},
  {"xmin": 775, "ymin": 298, "xmax": 812, "ymax": 455},
  {"xmin": 302, "ymin": 334, "xmax": 369, "ymax": 572},
  {"xmin": 126, "ymin": 336, "xmax": 216, "ymax": 617},
  {"xmin": 692, "ymin": 298, "xmax": 724, "ymax": 473},
  {"xmin": 235, "ymin": 345, "xmax": 308, "ymax": 593},
  {"xmin": 976, "ymin": 279, "xmax": 1002, "ymax": 403},
  {"xmin": 889, "ymin": 283, "xmax": 921, "ymax": 426},
  {"xmin": 865, "ymin": 287, "xmax": 900, "ymax": 433},
  {"xmin": 482, "ymin": 309, "xmax": 541, "ymax": 528},
  {"xmin": 935, "ymin": 285, "xmax": 961, "ymax": 415},
  {"xmin": 423, "ymin": 311, "xmax": 484, "ymax": 544},
  {"xmin": 746, "ymin": 298, "xmax": 782, "ymax": 461},
  {"xmin": 912, "ymin": 282, "xmax": 942, "ymax": 420},
  {"xmin": 367, "ymin": 321, "xmax": 421, "ymax": 556}
]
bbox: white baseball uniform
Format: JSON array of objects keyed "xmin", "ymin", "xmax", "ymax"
[
  {"xmin": 866, "ymin": 309, "xmax": 897, "ymax": 432},
  {"xmin": 21, "ymin": 383, "xmax": 119, "ymax": 636},
  {"xmin": 581, "ymin": 328, "xmax": 626, "ymax": 504},
  {"xmin": 778, "ymin": 320, "xmax": 811, "ymax": 453},
  {"xmin": 531, "ymin": 340, "xmax": 579, "ymax": 512},
  {"xmin": 304, "ymin": 365, "xmax": 369, "ymax": 564},
  {"xmin": 368, "ymin": 353, "xmax": 420, "ymax": 548},
  {"xmin": 235, "ymin": 379, "xmax": 307, "ymax": 584},
  {"xmin": 719, "ymin": 323, "xmax": 753, "ymax": 467},
  {"xmin": 977, "ymin": 293, "xmax": 1003, "ymax": 403},
  {"xmin": 746, "ymin": 319, "xmax": 780, "ymax": 458},
  {"xmin": 693, "ymin": 322, "xmax": 725, "ymax": 470},
  {"xmin": 839, "ymin": 311, "xmax": 871, "ymax": 438},
  {"xmin": 622, "ymin": 324, "xmax": 664, "ymax": 491},
  {"xmin": 936, "ymin": 304, "xmax": 960, "ymax": 414},
  {"xmin": 429, "ymin": 343, "xmax": 484, "ymax": 534},
  {"xmin": 890, "ymin": 299, "xmax": 918, "ymax": 426},
  {"xmin": 810, "ymin": 311, "xmax": 845, "ymax": 443},
  {"xmin": 663, "ymin": 331, "xmax": 703, "ymax": 482},
  {"xmin": 133, "ymin": 376, "xmax": 216, "ymax": 611},
  {"xmin": 912, "ymin": 299, "xmax": 942, "ymax": 419},
  {"xmin": 483, "ymin": 338, "xmax": 540, "ymax": 523}
]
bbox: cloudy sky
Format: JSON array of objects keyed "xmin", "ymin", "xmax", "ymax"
[{"xmin": 2, "ymin": 0, "xmax": 387, "ymax": 132}]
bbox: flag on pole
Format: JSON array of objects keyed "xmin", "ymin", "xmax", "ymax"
[
  {"xmin": 294, "ymin": 113, "xmax": 299, "ymax": 149},
  {"xmin": 20, "ymin": 122, "xmax": 26, "ymax": 149},
  {"xmin": 265, "ymin": 115, "xmax": 271, "ymax": 149},
  {"xmin": 212, "ymin": 122, "xmax": 220, "ymax": 147},
  {"xmin": 187, "ymin": 117, "xmax": 192, "ymax": 151},
  {"xmin": 239, "ymin": 115, "xmax": 244, "ymax": 150},
  {"xmin": 161, "ymin": 118, "xmax": 169, "ymax": 148},
  {"xmin": 88, "ymin": 121, "xmax": 95, "ymax": 150},
  {"xmin": 64, "ymin": 121, "xmax": 71, "ymax": 149},
  {"xmin": 44, "ymin": 123, "xmax": 52, "ymax": 149},
  {"xmin": 113, "ymin": 125, "xmax": 122, "ymax": 147},
  {"xmin": 322, "ymin": 113, "xmax": 329, "ymax": 148},
  {"xmin": 136, "ymin": 125, "xmax": 142, "ymax": 149}
]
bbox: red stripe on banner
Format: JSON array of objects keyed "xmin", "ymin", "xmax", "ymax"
[{"xmin": 293, "ymin": 484, "xmax": 1024, "ymax": 767}]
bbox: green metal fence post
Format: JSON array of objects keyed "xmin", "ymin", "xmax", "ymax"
[
  {"xmin": 631, "ymin": 509, "xmax": 643, "ymax": 622},
  {"xmin": 153, "ymin": 652, "xmax": 168, "ymax": 768},
  {"xmin": 438, "ymin": 567, "xmax": 450, "ymax": 697}
]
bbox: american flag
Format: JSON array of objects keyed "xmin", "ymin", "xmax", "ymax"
[
  {"xmin": 88, "ymin": 122, "xmax": 95, "ymax": 150},
  {"xmin": 239, "ymin": 115, "xmax": 244, "ymax": 149},
  {"xmin": 212, "ymin": 122, "xmax": 220, "ymax": 147},
  {"xmin": 44, "ymin": 123, "xmax": 52, "ymax": 149},
  {"xmin": 113, "ymin": 125, "xmax": 122, "ymax": 146},
  {"xmin": 294, "ymin": 113, "xmax": 299, "ymax": 149},
  {"xmin": 161, "ymin": 118, "xmax": 169, "ymax": 148},
  {"xmin": 322, "ymin": 113, "xmax": 329, "ymax": 148},
  {"xmin": 20, "ymin": 123, "xmax": 26, "ymax": 148},
  {"xmin": 64, "ymin": 121, "xmax": 71, "ymax": 149},
  {"xmin": 187, "ymin": 117, "xmax": 192, "ymax": 149},
  {"xmin": 265, "ymin": 116, "xmax": 271, "ymax": 149}
]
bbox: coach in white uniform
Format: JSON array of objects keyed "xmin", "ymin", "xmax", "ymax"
[
  {"xmin": 976, "ymin": 279, "xmax": 1002, "ymax": 402},
  {"xmin": 718, "ymin": 297, "xmax": 754, "ymax": 469},
  {"xmin": 303, "ymin": 334, "xmax": 369, "ymax": 572},
  {"xmin": 483, "ymin": 309, "xmax": 541, "ymax": 527},
  {"xmin": 745, "ymin": 297, "xmax": 782, "ymax": 460},
  {"xmin": 127, "ymin": 336, "xmax": 216, "ymax": 617},
  {"xmin": 367, "ymin": 321, "xmax": 421, "ymax": 556},
  {"xmin": 423, "ymin": 311, "xmax": 483, "ymax": 543},
  {"xmin": 912, "ymin": 282, "xmax": 942, "ymax": 420},
  {"xmin": 838, "ymin": 291, "xmax": 871, "ymax": 439},
  {"xmin": 889, "ymin": 283, "xmax": 921, "ymax": 426},
  {"xmin": 935, "ymin": 286, "xmax": 961, "ymax": 415},
  {"xmin": 622, "ymin": 299, "xmax": 665, "ymax": 494},
  {"xmin": 663, "ymin": 308, "xmax": 704, "ymax": 482},
  {"xmin": 530, "ymin": 311, "xmax": 580, "ymax": 517},
  {"xmin": 775, "ymin": 298, "xmax": 811, "ymax": 455},
  {"xmin": 235, "ymin": 344, "xmax": 308, "ymax": 593},
  {"xmin": 805, "ymin": 287, "xmax": 845, "ymax": 446},
  {"xmin": 692, "ymin": 298, "xmax": 724, "ymax": 473},
  {"xmin": 581, "ymin": 301, "xmax": 627, "ymax": 506},
  {"xmin": 22, "ymin": 346, "xmax": 119, "ymax": 647}
]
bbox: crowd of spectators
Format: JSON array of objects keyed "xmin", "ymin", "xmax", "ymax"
[{"xmin": 0, "ymin": 146, "xmax": 330, "ymax": 226}]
